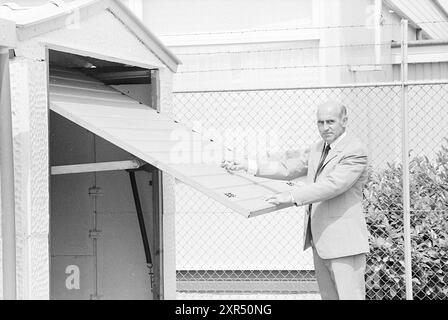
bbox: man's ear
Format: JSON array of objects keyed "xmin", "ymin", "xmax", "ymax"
[{"xmin": 342, "ymin": 116, "xmax": 348, "ymax": 128}]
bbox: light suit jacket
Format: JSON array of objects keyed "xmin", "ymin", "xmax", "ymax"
[{"xmin": 254, "ymin": 133, "xmax": 370, "ymax": 259}]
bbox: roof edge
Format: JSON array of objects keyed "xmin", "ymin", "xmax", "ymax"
[
  {"xmin": 1, "ymin": 0, "xmax": 100, "ymax": 28},
  {"xmin": 110, "ymin": 0, "xmax": 181, "ymax": 72},
  {"xmin": 391, "ymin": 39, "xmax": 448, "ymax": 48},
  {"xmin": 383, "ymin": 0, "xmax": 424, "ymax": 30},
  {"xmin": 12, "ymin": 0, "xmax": 110, "ymax": 40},
  {"xmin": 3, "ymin": 0, "xmax": 181, "ymax": 72}
]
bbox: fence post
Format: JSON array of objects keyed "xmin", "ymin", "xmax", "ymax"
[{"xmin": 400, "ymin": 19, "xmax": 413, "ymax": 300}]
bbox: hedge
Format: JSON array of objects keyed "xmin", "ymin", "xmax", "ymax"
[{"xmin": 363, "ymin": 138, "xmax": 448, "ymax": 299}]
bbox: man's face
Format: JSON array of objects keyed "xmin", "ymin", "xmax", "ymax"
[{"xmin": 316, "ymin": 104, "xmax": 347, "ymax": 144}]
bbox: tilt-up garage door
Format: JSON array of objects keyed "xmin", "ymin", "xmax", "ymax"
[{"xmin": 49, "ymin": 69, "xmax": 302, "ymax": 218}]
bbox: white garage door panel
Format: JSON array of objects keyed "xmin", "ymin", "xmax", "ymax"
[
  {"xmin": 51, "ymin": 94, "xmax": 143, "ymax": 108},
  {"xmin": 238, "ymin": 197, "xmax": 292, "ymax": 217},
  {"xmin": 105, "ymin": 128, "xmax": 207, "ymax": 142},
  {"xmin": 124, "ymin": 140, "xmax": 222, "ymax": 153},
  {"xmin": 215, "ymin": 184, "xmax": 274, "ymax": 201},
  {"xmin": 48, "ymin": 102, "xmax": 181, "ymax": 127},
  {"xmin": 50, "ymin": 78, "xmax": 118, "ymax": 92},
  {"xmin": 128, "ymin": 152, "xmax": 224, "ymax": 167},
  {"xmin": 47, "ymin": 100, "xmax": 156, "ymax": 118},
  {"xmin": 192, "ymin": 174, "xmax": 256, "ymax": 189},
  {"xmin": 48, "ymin": 104, "xmax": 185, "ymax": 130},
  {"xmin": 171, "ymin": 164, "xmax": 232, "ymax": 177},
  {"xmin": 50, "ymin": 69, "xmax": 102, "ymax": 84},
  {"xmin": 58, "ymin": 115, "xmax": 184, "ymax": 131},
  {"xmin": 50, "ymin": 85, "xmax": 132, "ymax": 101},
  {"xmin": 49, "ymin": 70, "xmax": 299, "ymax": 217}
]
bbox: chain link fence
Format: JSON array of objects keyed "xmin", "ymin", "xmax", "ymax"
[{"xmin": 172, "ymin": 82, "xmax": 447, "ymax": 300}]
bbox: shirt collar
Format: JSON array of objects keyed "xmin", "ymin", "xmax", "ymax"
[{"xmin": 327, "ymin": 131, "xmax": 347, "ymax": 149}]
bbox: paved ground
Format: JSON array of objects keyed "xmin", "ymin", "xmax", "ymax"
[{"xmin": 176, "ymin": 292, "xmax": 321, "ymax": 300}]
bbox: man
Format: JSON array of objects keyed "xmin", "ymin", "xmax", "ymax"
[{"xmin": 221, "ymin": 100, "xmax": 370, "ymax": 300}]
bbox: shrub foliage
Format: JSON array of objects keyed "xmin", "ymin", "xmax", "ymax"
[{"xmin": 363, "ymin": 138, "xmax": 448, "ymax": 300}]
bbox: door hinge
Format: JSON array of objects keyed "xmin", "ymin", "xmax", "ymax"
[
  {"xmin": 88, "ymin": 187, "xmax": 103, "ymax": 196},
  {"xmin": 89, "ymin": 229, "xmax": 102, "ymax": 239}
]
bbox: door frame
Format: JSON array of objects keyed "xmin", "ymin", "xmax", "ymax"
[{"xmin": 47, "ymin": 46, "xmax": 165, "ymax": 299}]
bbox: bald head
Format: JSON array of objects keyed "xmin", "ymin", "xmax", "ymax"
[
  {"xmin": 317, "ymin": 101, "xmax": 347, "ymax": 119},
  {"xmin": 316, "ymin": 101, "xmax": 348, "ymax": 144}
]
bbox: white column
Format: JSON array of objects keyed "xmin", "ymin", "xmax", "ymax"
[
  {"xmin": 9, "ymin": 46, "xmax": 50, "ymax": 300},
  {"xmin": 0, "ymin": 18, "xmax": 17, "ymax": 300},
  {"xmin": 0, "ymin": 46, "xmax": 17, "ymax": 300},
  {"xmin": 158, "ymin": 68, "xmax": 177, "ymax": 300}
]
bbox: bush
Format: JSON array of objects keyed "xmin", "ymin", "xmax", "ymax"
[{"xmin": 363, "ymin": 138, "xmax": 448, "ymax": 300}]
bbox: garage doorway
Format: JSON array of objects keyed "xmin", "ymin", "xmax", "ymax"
[{"xmin": 48, "ymin": 50, "xmax": 163, "ymax": 300}]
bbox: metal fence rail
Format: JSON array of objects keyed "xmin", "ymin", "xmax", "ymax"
[{"xmin": 172, "ymin": 81, "xmax": 448, "ymax": 300}]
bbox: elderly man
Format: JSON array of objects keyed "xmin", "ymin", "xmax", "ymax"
[{"xmin": 222, "ymin": 101, "xmax": 370, "ymax": 300}]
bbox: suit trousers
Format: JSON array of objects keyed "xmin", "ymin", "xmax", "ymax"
[{"xmin": 312, "ymin": 246, "xmax": 367, "ymax": 300}]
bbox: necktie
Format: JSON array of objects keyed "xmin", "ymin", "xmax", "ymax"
[
  {"xmin": 307, "ymin": 143, "xmax": 331, "ymax": 246},
  {"xmin": 314, "ymin": 143, "xmax": 331, "ymax": 182}
]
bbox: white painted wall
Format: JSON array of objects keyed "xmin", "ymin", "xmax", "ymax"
[
  {"xmin": 125, "ymin": 0, "xmax": 421, "ymax": 87},
  {"xmin": 141, "ymin": 0, "xmax": 313, "ymax": 36},
  {"xmin": 135, "ymin": 0, "xmax": 319, "ymax": 90},
  {"xmin": 169, "ymin": 40, "xmax": 320, "ymax": 91}
]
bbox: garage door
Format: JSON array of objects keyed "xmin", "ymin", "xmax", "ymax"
[{"xmin": 49, "ymin": 68, "xmax": 301, "ymax": 217}]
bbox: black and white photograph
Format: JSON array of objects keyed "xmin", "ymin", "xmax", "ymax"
[{"xmin": 0, "ymin": 0, "xmax": 447, "ymax": 308}]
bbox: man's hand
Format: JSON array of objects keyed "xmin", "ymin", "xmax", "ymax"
[
  {"xmin": 221, "ymin": 159, "xmax": 248, "ymax": 172},
  {"xmin": 265, "ymin": 192, "xmax": 293, "ymax": 206}
]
